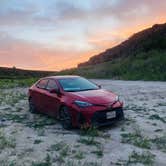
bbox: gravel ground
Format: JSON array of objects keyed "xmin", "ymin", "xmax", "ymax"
[{"xmin": 0, "ymin": 80, "xmax": 166, "ymax": 166}]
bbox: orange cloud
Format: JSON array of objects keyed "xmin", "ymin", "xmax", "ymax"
[{"xmin": 0, "ymin": 33, "xmax": 97, "ymax": 70}]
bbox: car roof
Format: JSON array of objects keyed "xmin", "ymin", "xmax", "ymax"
[{"xmin": 41, "ymin": 75, "xmax": 81, "ymax": 80}]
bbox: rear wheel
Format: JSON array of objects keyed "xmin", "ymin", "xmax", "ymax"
[
  {"xmin": 29, "ymin": 98, "xmax": 37, "ymax": 113},
  {"xmin": 60, "ymin": 106, "xmax": 72, "ymax": 129}
]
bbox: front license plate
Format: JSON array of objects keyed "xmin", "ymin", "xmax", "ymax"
[{"xmin": 107, "ymin": 111, "xmax": 116, "ymax": 119}]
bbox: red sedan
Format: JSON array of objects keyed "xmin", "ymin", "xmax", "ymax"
[{"xmin": 28, "ymin": 76, "xmax": 124, "ymax": 129}]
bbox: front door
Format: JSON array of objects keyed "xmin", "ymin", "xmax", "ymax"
[{"xmin": 44, "ymin": 79, "xmax": 61, "ymax": 117}]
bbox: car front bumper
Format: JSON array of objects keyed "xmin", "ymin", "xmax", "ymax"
[
  {"xmin": 91, "ymin": 107, "xmax": 124, "ymax": 127},
  {"xmin": 77, "ymin": 107, "xmax": 124, "ymax": 128}
]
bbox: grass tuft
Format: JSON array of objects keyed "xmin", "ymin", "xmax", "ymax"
[
  {"xmin": 0, "ymin": 129, "xmax": 16, "ymax": 150},
  {"xmin": 127, "ymin": 150, "xmax": 155, "ymax": 165},
  {"xmin": 121, "ymin": 127, "xmax": 151, "ymax": 149}
]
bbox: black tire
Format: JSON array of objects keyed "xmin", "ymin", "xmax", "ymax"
[
  {"xmin": 29, "ymin": 98, "xmax": 37, "ymax": 113},
  {"xmin": 117, "ymin": 108, "xmax": 125, "ymax": 120},
  {"xmin": 59, "ymin": 106, "xmax": 72, "ymax": 129}
]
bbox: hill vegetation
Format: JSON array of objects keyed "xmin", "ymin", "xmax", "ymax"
[
  {"xmin": 59, "ymin": 49, "xmax": 166, "ymax": 80},
  {"xmin": 0, "ymin": 67, "xmax": 56, "ymax": 88},
  {"xmin": 0, "ymin": 67, "xmax": 56, "ymax": 79}
]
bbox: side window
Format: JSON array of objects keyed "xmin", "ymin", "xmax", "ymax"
[
  {"xmin": 36, "ymin": 79, "xmax": 48, "ymax": 89},
  {"xmin": 46, "ymin": 79, "xmax": 58, "ymax": 90}
]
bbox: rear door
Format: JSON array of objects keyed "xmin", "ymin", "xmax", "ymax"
[
  {"xmin": 33, "ymin": 79, "xmax": 49, "ymax": 112},
  {"xmin": 44, "ymin": 79, "xmax": 61, "ymax": 117}
]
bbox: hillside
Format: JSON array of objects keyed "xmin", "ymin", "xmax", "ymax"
[
  {"xmin": 78, "ymin": 23, "xmax": 166, "ymax": 67},
  {"xmin": 59, "ymin": 23, "xmax": 166, "ymax": 80}
]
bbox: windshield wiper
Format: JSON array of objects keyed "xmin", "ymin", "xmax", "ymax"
[
  {"xmin": 66, "ymin": 90, "xmax": 79, "ymax": 92},
  {"xmin": 65, "ymin": 88, "xmax": 99, "ymax": 92},
  {"xmin": 77, "ymin": 88, "xmax": 98, "ymax": 91}
]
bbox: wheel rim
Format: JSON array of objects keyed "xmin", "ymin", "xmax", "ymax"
[{"xmin": 60, "ymin": 108, "xmax": 71, "ymax": 129}]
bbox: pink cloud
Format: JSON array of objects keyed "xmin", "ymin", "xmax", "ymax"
[{"xmin": 0, "ymin": 32, "xmax": 93, "ymax": 70}]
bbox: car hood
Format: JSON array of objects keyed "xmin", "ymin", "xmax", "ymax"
[{"xmin": 70, "ymin": 89, "xmax": 117, "ymax": 105}]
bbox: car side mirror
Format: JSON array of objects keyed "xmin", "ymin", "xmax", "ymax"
[{"xmin": 49, "ymin": 88, "xmax": 60, "ymax": 94}]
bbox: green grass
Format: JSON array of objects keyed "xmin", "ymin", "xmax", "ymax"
[
  {"xmin": 151, "ymin": 134, "xmax": 166, "ymax": 152},
  {"xmin": 31, "ymin": 154, "xmax": 52, "ymax": 166},
  {"xmin": 64, "ymin": 160, "xmax": 101, "ymax": 166},
  {"xmin": 0, "ymin": 129, "xmax": 16, "ymax": 150},
  {"xmin": 0, "ymin": 90, "xmax": 26, "ymax": 106},
  {"xmin": 34, "ymin": 139, "xmax": 43, "ymax": 144},
  {"xmin": 91, "ymin": 149, "xmax": 103, "ymax": 158},
  {"xmin": 26, "ymin": 115, "xmax": 56, "ymax": 129},
  {"xmin": 0, "ymin": 78, "xmax": 38, "ymax": 89},
  {"xmin": 58, "ymin": 50, "xmax": 166, "ymax": 81},
  {"xmin": 49, "ymin": 141, "xmax": 65, "ymax": 151},
  {"xmin": 78, "ymin": 136, "xmax": 100, "ymax": 146},
  {"xmin": 0, "ymin": 159, "xmax": 17, "ymax": 166},
  {"xmin": 80, "ymin": 127, "xmax": 100, "ymax": 137},
  {"xmin": 2, "ymin": 113, "xmax": 27, "ymax": 123},
  {"xmin": 74, "ymin": 151, "xmax": 85, "ymax": 160},
  {"xmin": 91, "ymin": 142, "xmax": 103, "ymax": 158},
  {"xmin": 121, "ymin": 128, "xmax": 151, "ymax": 149},
  {"xmin": 149, "ymin": 114, "xmax": 166, "ymax": 123},
  {"xmin": 51, "ymin": 144, "xmax": 70, "ymax": 164},
  {"xmin": 127, "ymin": 150, "xmax": 155, "ymax": 165},
  {"xmin": 155, "ymin": 102, "xmax": 166, "ymax": 107},
  {"xmin": 78, "ymin": 127, "xmax": 101, "ymax": 148}
]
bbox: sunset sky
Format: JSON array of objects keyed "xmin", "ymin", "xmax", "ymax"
[{"xmin": 0, "ymin": 0, "xmax": 165, "ymax": 71}]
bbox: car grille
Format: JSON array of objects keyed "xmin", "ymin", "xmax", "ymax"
[{"xmin": 91, "ymin": 107, "xmax": 124, "ymax": 126}]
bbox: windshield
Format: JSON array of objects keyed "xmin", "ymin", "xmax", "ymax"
[{"xmin": 58, "ymin": 77, "xmax": 99, "ymax": 92}]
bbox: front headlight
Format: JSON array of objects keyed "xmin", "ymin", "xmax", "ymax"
[
  {"xmin": 115, "ymin": 96, "xmax": 119, "ymax": 101},
  {"xmin": 74, "ymin": 100, "xmax": 93, "ymax": 108}
]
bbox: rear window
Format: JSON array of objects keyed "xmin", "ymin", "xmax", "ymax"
[
  {"xmin": 46, "ymin": 79, "xmax": 58, "ymax": 90},
  {"xmin": 36, "ymin": 79, "xmax": 48, "ymax": 89}
]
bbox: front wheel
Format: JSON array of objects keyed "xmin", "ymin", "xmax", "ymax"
[
  {"xmin": 117, "ymin": 108, "xmax": 124, "ymax": 120},
  {"xmin": 59, "ymin": 106, "xmax": 72, "ymax": 130}
]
